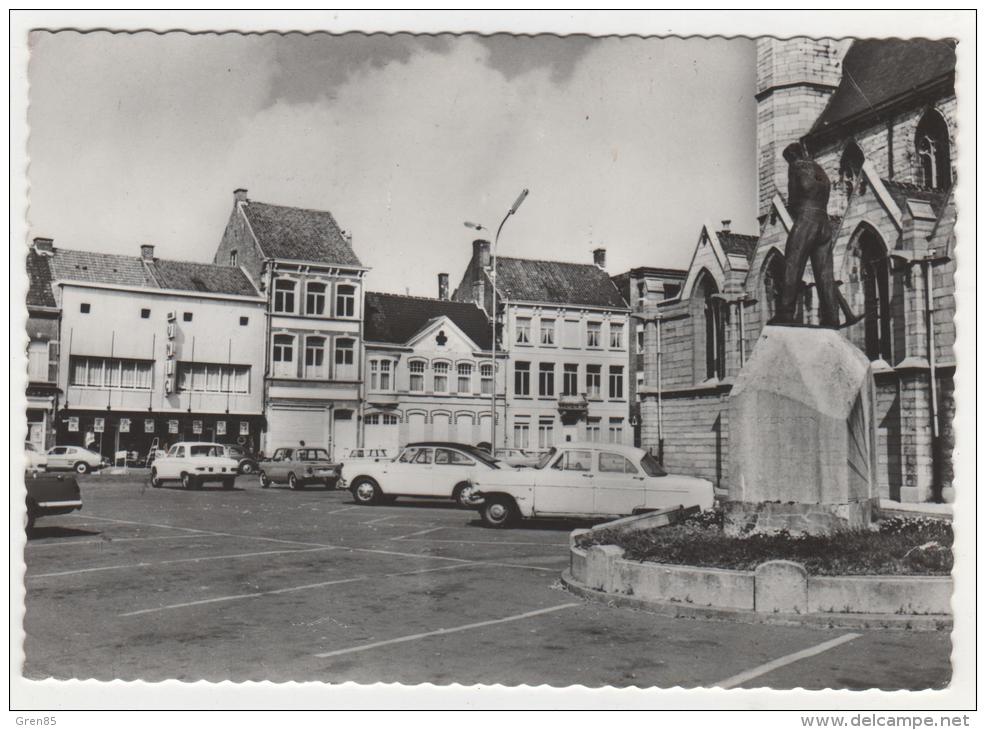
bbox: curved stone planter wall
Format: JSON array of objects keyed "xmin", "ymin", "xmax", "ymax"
[{"xmin": 568, "ymin": 543, "xmax": 952, "ymax": 622}]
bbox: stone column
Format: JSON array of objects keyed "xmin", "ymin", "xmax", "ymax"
[{"xmin": 637, "ymin": 307, "xmax": 662, "ymax": 458}]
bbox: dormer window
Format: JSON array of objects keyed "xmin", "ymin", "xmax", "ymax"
[
  {"xmin": 229, "ymin": 250, "xmax": 238, "ymax": 267},
  {"xmin": 273, "ymin": 279, "xmax": 296, "ymax": 313}
]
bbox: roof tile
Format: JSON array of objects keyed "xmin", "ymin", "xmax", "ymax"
[
  {"xmin": 365, "ymin": 292, "xmax": 492, "ymax": 349},
  {"xmin": 494, "ymin": 257, "xmax": 628, "ymax": 309},
  {"xmin": 147, "ymin": 259, "xmax": 259, "ymax": 296},
  {"xmin": 241, "ymin": 200, "xmax": 363, "ymax": 266},
  {"xmin": 26, "ymin": 249, "xmax": 56, "ymax": 308}
]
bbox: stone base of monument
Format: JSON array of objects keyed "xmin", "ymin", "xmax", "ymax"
[{"xmin": 726, "ymin": 325, "xmax": 878, "ymax": 536}]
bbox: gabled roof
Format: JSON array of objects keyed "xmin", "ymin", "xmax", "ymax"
[
  {"xmin": 146, "ymin": 259, "xmax": 259, "ymax": 297},
  {"xmin": 494, "ymin": 256, "xmax": 628, "ymax": 309},
  {"xmin": 239, "ymin": 200, "xmax": 363, "ymax": 267},
  {"xmin": 26, "ymin": 249, "xmax": 56, "ymax": 308},
  {"xmin": 49, "ymin": 248, "xmax": 155, "ymax": 288},
  {"xmin": 364, "ymin": 291, "xmax": 492, "ymax": 350},
  {"xmin": 717, "ymin": 232, "xmax": 759, "ymax": 262},
  {"xmin": 809, "ymin": 39, "xmax": 955, "ymax": 136}
]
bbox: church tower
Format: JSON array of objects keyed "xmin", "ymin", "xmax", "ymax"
[{"xmin": 755, "ymin": 38, "xmax": 849, "ymax": 218}]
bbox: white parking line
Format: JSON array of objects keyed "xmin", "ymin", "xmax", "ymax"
[
  {"xmin": 362, "ymin": 515, "xmax": 400, "ymax": 525},
  {"xmin": 714, "ymin": 633, "xmax": 862, "ymax": 689},
  {"xmin": 397, "ymin": 538, "xmax": 569, "ymax": 547},
  {"xmin": 390, "ymin": 527, "xmax": 444, "ymax": 541},
  {"xmin": 314, "ymin": 603, "xmax": 582, "ymax": 658},
  {"xmin": 28, "ymin": 546, "xmax": 338, "ymax": 579},
  {"xmin": 26, "ymin": 534, "xmax": 226, "ymax": 549}
]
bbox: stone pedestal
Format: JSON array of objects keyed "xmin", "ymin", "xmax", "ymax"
[{"xmin": 726, "ymin": 325, "xmax": 878, "ymax": 535}]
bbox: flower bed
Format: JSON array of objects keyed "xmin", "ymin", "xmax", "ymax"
[{"xmin": 574, "ymin": 514, "xmax": 952, "ymax": 576}]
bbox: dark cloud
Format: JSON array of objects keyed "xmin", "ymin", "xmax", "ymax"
[
  {"xmin": 264, "ymin": 32, "xmax": 453, "ymax": 105},
  {"xmin": 474, "ymin": 34, "xmax": 598, "ymax": 83}
]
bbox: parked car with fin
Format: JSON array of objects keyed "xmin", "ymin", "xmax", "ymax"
[
  {"xmin": 259, "ymin": 447, "xmax": 341, "ymax": 489},
  {"xmin": 341, "ymin": 441, "xmax": 501, "ymax": 506},
  {"xmin": 45, "ymin": 445, "xmax": 107, "ymax": 474},
  {"xmin": 25, "ymin": 472, "xmax": 82, "ymax": 530},
  {"xmin": 150, "ymin": 442, "xmax": 239, "ymax": 489},
  {"xmin": 465, "ymin": 442, "xmax": 715, "ymax": 528}
]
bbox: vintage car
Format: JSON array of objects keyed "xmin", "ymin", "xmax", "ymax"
[
  {"xmin": 466, "ymin": 442, "xmax": 715, "ymax": 528},
  {"xmin": 341, "ymin": 441, "xmax": 502, "ymax": 506},
  {"xmin": 259, "ymin": 447, "xmax": 341, "ymax": 489},
  {"xmin": 25, "ymin": 442, "xmax": 48, "ymax": 475},
  {"xmin": 25, "ymin": 472, "xmax": 82, "ymax": 530},
  {"xmin": 45, "ymin": 445, "xmax": 107, "ymax": 474},
  {"xmin": 149, "ymin": 442, "xmax": 240, "ymax": 489},
  {"xmin": 224, "ymin": 444, "xmax": 260, "ymax": 475},
  {"xmin": 344, "ymin": 447, "xmax": 392, "ymax": 462},
  {"xmin": 494, "ymin": 448, "xmax": 543, "ymax": 468}
]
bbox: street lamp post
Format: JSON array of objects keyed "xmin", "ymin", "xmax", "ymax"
[{"xmin": 465, "ymin": 188, "xmax": 529, "ymax": 454}]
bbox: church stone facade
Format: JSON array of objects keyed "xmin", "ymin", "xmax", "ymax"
[{"xmin": 640, "ymin": 37, "xmax": 957, "ymax": 504}]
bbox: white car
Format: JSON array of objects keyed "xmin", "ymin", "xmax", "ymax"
[
  {"xmin": 45, "ymin": 445, "xmax": 106, "ymax": 474},
  {"xmin": 344, "ymin": 447, "xmax": 391, "ymax": 463},
  {"xmin": 466, "ymin": 442, "xmax": 715, "ymax": 528},
  {"xmin": 341, "ymin": 441, "xmax": 503, "ymax": 506},
  {"xmin": 25, "ymin": 442, "xmax": 48, "ymax": 474},
  {"xmin": 150, "ymin": 442, "xmax": 240, "ymax": 490},
  {"xmin": 494, "ymin": 448, "xmax": 543, "ymax": 468}
]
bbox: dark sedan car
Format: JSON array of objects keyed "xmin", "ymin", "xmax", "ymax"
[
  {"xmin": 25, "ymin": 473, "xmax": 82, "ymax": 530},
  {"xmin": 224, "ymin": 444, "xmax": 260, "ymax": 475}
]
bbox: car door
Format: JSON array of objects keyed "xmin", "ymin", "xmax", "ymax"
[
  {"xmin": 46, "ymin": 446, "xmax": 69, "ymax": 470},
  {"xmin": 399, "ymin": 447, "xmax": 436, "ymax": 495},
  {"xmin": 594, "ymin": 451, "xmax": 647, "ymax": 516},
  {"xmin": 267, "ymin": 449, "xmax": 291, "ymax": 482},
  {"xmin": 532, "ymin": 448, "xmax": 595, "ymax": 516},
  {"xmin": 432, "ymin": 448, "xmax": 476, "ymax": 497}
]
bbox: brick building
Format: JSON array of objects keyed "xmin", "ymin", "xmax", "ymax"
[
  {"xmin": 453, "ymin": 242, "xmax": 632, "ymax": 450},
  {"xmin": 640, "ymin": 38, "xmax": 957, "ymax": 502},
  {"xmin": 212, "ymin": 190, "xmax": 368, "ymax": 458}
]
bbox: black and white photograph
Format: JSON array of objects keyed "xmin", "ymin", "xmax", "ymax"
[{"xmin": 10, "ymin": 10, "xmax": 975, "ymax": 715}]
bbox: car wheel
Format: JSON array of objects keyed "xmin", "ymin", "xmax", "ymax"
[
  {"xmin": 481, "ymin": 496, "xmax": 516, "ymax": 529},
  {"xmin": 288, "ymin": 472, "xmax": 301, "ymax": 490},
  {"xmin": 240, "ymin": 462, "xmax": 254, "ymax": 475},
  {"xmin": 351, "ymin": 478, "xmax": 380, "ymax": 505},
  {"xmin": 222, "ymin": 477, "xmax": 235, "ymax": 490},
  {"xmin": 453, "ymin": 482, "xmax": 479, "ymax": 508},
  {"xmin": 259, "ymin": 471, "xmax": 271, "ymax": 489},
  {"xmin": 74, "ymin": 461, "xmax": 90, "ymax": 475},
  {"xmin": 150, "ymin": 468, "xmax": 162, "ymax": 488},
  {"xmin": 181, "ymin": 472, "xmax": 196, "ymax": 490}
]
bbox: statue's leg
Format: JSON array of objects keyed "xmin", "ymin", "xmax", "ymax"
[
  {"xmin": 811, "ymin": 240, "xmax": 840, "ymax": 328},
  {"xmin": 778, "ymin": 225, "xmax": 812, "ymax": 323}
]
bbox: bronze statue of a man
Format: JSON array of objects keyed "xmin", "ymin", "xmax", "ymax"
[{"xmin": 775, "ymin": 142, "xmax": 841, "ymax": 328}]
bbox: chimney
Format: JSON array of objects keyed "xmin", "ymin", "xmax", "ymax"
[
  {"xmin": 438, "ymin": 272, "xmax": 450, "ymax": 301},
  {"xmin": 473, "ymin": 239, "xmax": 491, "ymax": 270},
  {"xmin": 721, "ymin": 219, "xmax": 732, "ymax": 233},
  {"xmin": 593, "ymin": 247, "xmax": 607, "ymax": 269},
  {"xmin": 140, "ymin": 244, "xmax": 155, "ymax": 260},
  {"xmin": 234, "ymin": 188, "xmax": 248, "ymax": 203},
  {"xmin": 32, "ymin": 237, "xmax": 53, "ymax": 254}
]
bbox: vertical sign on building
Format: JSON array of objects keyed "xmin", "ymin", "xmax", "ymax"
[
  {"xmin": 119, "ymin": 418, "xmax": 131, "ymax": 433},
  {"xmin": 68, "ymin": 416, "xmax": 79, "ymax": 432},
  {"xmin": 192, "ymin": 420, "xmax": 202, "ymax": 435},
  {"xmin": 168, "ymin": 420, "xmax": 179, "ymax": 434},
  {"xmin": 145, "ymin": 419, "xmax": 155, "ymax": 433},
  {"xmin": 216, "ymin": 421, "xmax": 226, "ymax": 436},
  {"xmin": 240, "ymin": 421, "xmax": 249, "ymax": 436},
  {"xmin": 165, "ymin": 311, "xmax": 177, "ymax": 394},
  {"xmin": 94, "ymin": 418, "xmax": 105, "ymax": 433}
]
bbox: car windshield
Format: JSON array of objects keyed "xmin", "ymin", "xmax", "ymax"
[
  {"xmin": 640, "ymin": 453, "xmax": 667, "ymax": 477},
  {"xmin": 190, "ymin": 445, "xmax": 223, "ymax": 457},
  {"xmin": 534, "ymin": 447, "xmax": 557, "ymax": 470}
]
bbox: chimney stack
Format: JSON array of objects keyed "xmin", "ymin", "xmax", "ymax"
[
  {"xmin": 473, "ymin": 239, "xmax": 491, "ymax": 270},
  {"xmin": 32, "ymin": 237, "xmax": 54, "ymax": 254},
  {"xmin": 593, "ymin": 247, "xmax": 607, "ymax": 269},
  {"xmin": 438, "ymin": 273, "xmax": 450, "ymax": 301},
  {"xmin": 234, "ymin": 188, "xmax": 248, "ymax": 203},
  {"xmin": 721, "ymin": 220, "xmax": 732, "ymax": 233},
  {"xmin": 140, "ymin": 244, "xmax": 155, "ymax": 260}
]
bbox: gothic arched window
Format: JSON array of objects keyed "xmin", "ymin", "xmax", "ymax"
[
  {"xmin": 858, "ymin": 229, "xmax": 892, "ymax": 362},
  {"xmin": 695, "ymin": 272, "xmax": 725, "ymax": 381},
  {"xmin": 762, "ymin": 250, "xmax": 785, "ymax": 322},
  {"xmin": 839, "ymin": 141, "xmax": 865, "ymax": 197},
  {"xmin": 915, "ymin": 109, "xmax": 952, "ymax": 190}
]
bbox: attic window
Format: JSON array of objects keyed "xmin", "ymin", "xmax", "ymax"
[
  {"xmin": 80, "ymin": 303, "xmax": 91, "ymax": 314},
  {"xmin": 190, "ymin": 277, "xmax": 209, "ymax": 292},
  {"xmin": 229, "ymin": 250, "xmax": 238, "ymax": 267},
  {"xmin": 183, "ymin": 312, "xmax": 193, "ymax": 322},
  {"xmin": 140, "ymin": 308, "xmax": 151, "ymax": 319}
]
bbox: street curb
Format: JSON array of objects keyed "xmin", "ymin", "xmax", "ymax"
[{"xmin": 561, "ymin": 569, "xmax": 952, "ymax": 632}]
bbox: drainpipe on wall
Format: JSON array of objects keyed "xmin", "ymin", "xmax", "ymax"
[
  {"xmin": 923, "ymin": 253, "xmax": 942, "ymax": 501},
  {"xmin": 261, "ymin": 259, "xmax": 273, "ymax": 455}
]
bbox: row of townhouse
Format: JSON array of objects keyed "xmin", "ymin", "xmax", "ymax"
[{"xmin": 25, "ymin": 192, "xmax": 635, "ymax": 460}]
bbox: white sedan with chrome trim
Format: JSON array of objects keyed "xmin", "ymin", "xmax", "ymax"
[
  {"xmin": 466, "ymin": 442, "xmax": 715, "ymax": 528},
  {"xmin": 150, "ymin": 442, "xmax": 240, "ymax": 490}
]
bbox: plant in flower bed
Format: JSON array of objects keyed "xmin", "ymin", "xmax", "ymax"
[{"xmin": 575, "ymin": 513, "xmax": 952, "ymax": 576}]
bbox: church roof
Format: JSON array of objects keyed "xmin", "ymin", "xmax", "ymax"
[
  {"xmin": 717, "ymin": 231, "xmax": 760, "ymax": 262},
  {"xmin": 809, "ymin": 39, "xmax": 955, "ymax": 137}
]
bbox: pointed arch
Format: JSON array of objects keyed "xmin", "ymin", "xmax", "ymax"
[
  {"xmin": 915, "ymin": 108, "xmax": 952, "ymax": 190},
  {"xmin": 848, "ymin": 223, "xmax": 892, "ymax": 362},
  {"xmin": 692, "ymin": 269, "xmax": 725, "ymax": 382},
  {"xmin": 760, "ymin": 248, "xmax": 786, "ymax": 323},
  {"xmin": 839, "ymin": 140, "xmax": 865, "ymax": 197}
]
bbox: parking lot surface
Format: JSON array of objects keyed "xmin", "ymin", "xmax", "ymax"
[{"xmin": 20, "ymin": 477, "xmax": 952, "ymax": 689}]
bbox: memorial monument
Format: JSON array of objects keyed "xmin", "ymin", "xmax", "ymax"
[{"xmin": 725, "ymin": 142, "xmax": 878, "ymax": 535}]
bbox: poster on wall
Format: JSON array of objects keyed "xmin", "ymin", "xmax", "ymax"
[
  {"xmin": 145, "ymin": 419, "xmax": 155, "ymax": 433},
  {"xmin": 68, "ymin": 416, "xmax": 79, "ymax": 432},
  {"xmin": 192, "ymin": 420, "xmax": 202, "ymax": 435},
  {"xmin": 239, "ymin": 421, "xmax": 249, "ymax": 436},
  {"xmin": 119, "ymin": 418, "xmax": 130, "ymax": 433},
  {"xmin": 168, "ymin": 420, "xmax": 179, "ymax": 434},
  {"xmin": 216, "ymin": 421, "xmax": 226, "ymax": 436},
  {"xmin": 94, "ymin": 417, "xmax": 105, "ymax": 433}
]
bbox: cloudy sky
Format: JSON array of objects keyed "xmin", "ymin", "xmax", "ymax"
[{"xmin": 28, "ymin": 31, "xmax": 756, "ymax": 296}]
